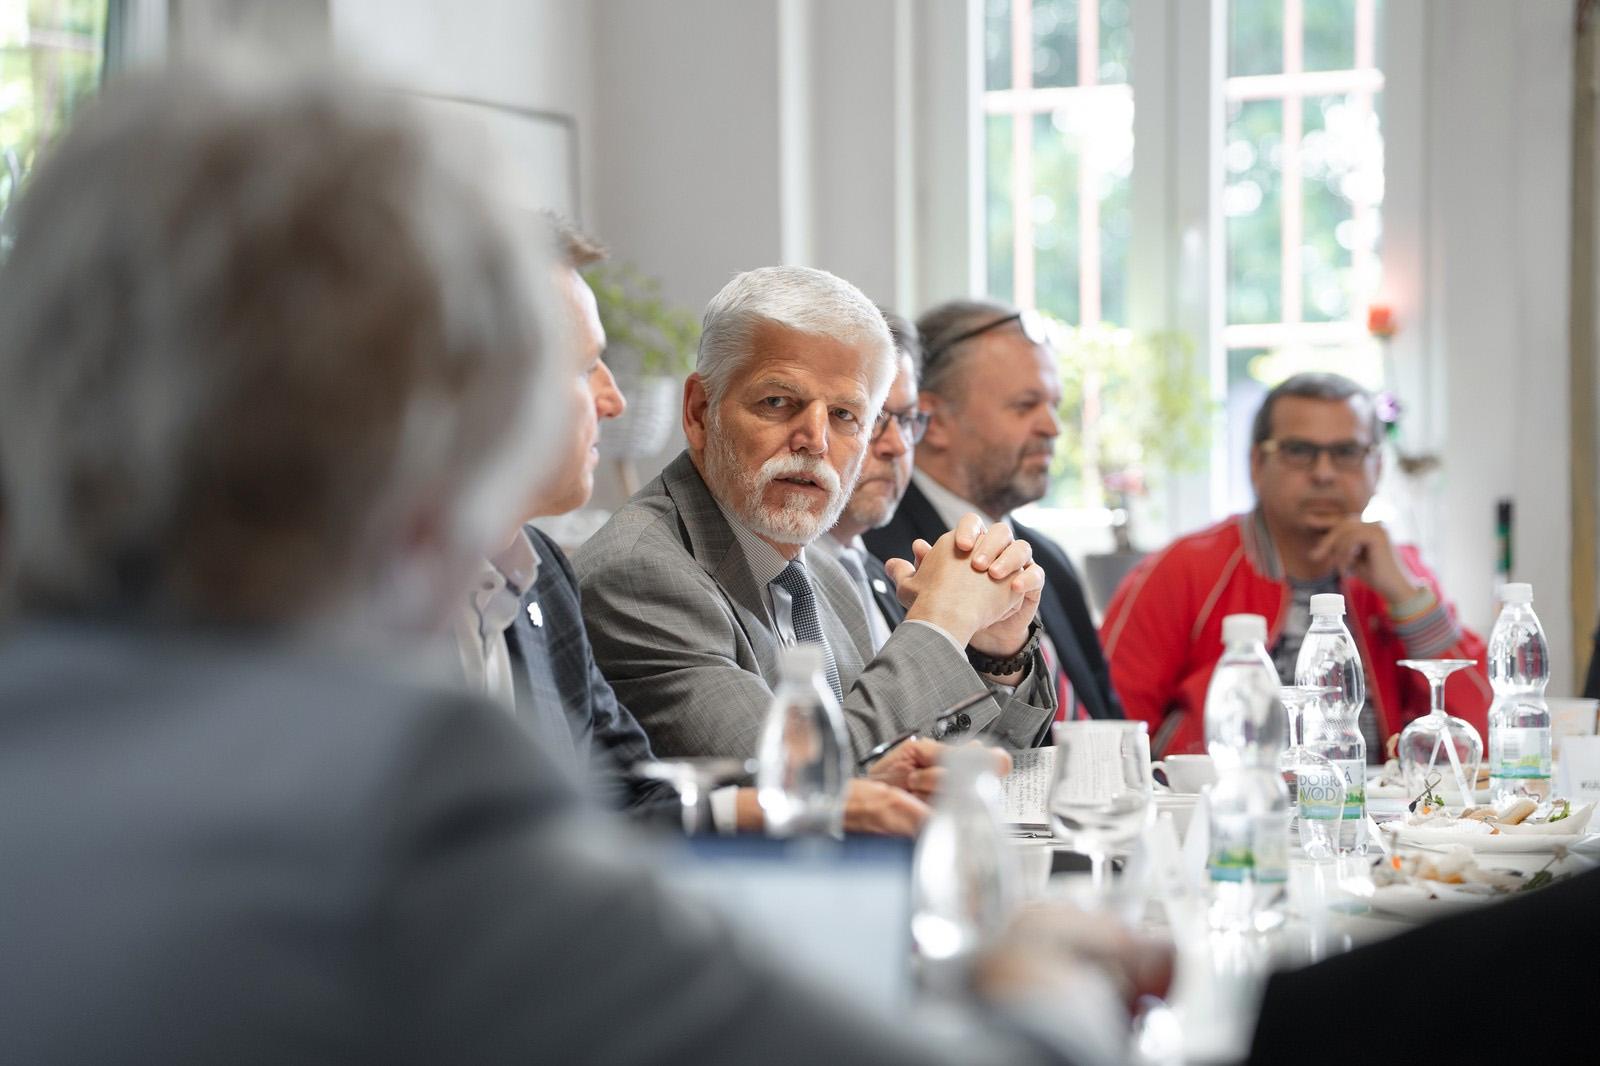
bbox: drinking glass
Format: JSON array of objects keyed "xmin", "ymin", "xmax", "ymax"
[
  {"xmin": 1396, "ymin": 659, "xmax": 1483, "ymax": 803},
  {"xmin": 634, "ymin": 757, "xmax": 754, "ymax": 834},
  {"xmin": 1048, "ymin": 720, "xmax": 1154, "ymax": 895},
  {"xmin": 1277, "ymin": 685, "xmax": 1345, "ymax": 859}
]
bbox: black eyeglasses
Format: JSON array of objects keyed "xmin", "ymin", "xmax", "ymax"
[
  {"xmin": 870, "ymin": 405, "xmax": 930, "ymax": 444},
  {"xmin": 1259, "ymin": 438, "xmax": 1378, "ymax": 471},
  {"xmin": 923, "ymin": 309, "xmax": 1051, "ymax": 369}
]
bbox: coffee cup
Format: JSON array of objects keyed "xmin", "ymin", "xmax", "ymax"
[{"xmin": 1150, "ymin": 753, "xmax": 1216, "ymax": 794}]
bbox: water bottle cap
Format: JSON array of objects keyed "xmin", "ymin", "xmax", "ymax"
[
  {"xmin": 779, "ymin": 643, "xmax": 825, "ymax": 678},
  {"xmin": 1221, "ymin": 613, "xmax": 1267, "ymax": 646},
  {"xmin": 1501, "ymin": 582, "xmax": 1533, "ymax": 604},
  {"xmin": 1308, "ymin": 593, "xmax": 1346, "ymax": 617}
]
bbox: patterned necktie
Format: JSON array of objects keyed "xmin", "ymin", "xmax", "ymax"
[{"xmin": 773, "ymin": 561, "xmax": 846, "ymax": 703}]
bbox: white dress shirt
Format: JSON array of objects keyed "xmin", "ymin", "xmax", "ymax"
[{"xmin": 452, "ymin": 529, "xmax": 540, "ymax": 714}]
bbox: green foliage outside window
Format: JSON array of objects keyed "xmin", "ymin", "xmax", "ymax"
[
  {"xmin": 1046, "ymin": 323, "xmax": 1212, "ymax": 510},
  {"xmin": 583, "ymin": 262, "xmax": 701, "ymax": 380},
  {"xmin": 0, "ymin": 0, "xmax": 107, "ymax": 238}
]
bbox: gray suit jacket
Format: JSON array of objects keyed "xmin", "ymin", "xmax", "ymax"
[
  {"xmin": 0, "ymin": 622, "xmax": 1079, "ymax": 1065},
  {"xmin": 572, "ymin": 451, "xmax": 1055, "ymax": 761}
]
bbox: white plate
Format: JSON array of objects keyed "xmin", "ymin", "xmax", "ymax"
[
  {"xmin": 1366, "ymin": 780, "xmax": 1490, "ymax": 805},
  {"xmin": 1363, "ymin": 881, "xmax": 1511, "ymax": 920},
  {"xmin": 1381, "ymin": 824, "xmax": 1596, "ymax": 852}
]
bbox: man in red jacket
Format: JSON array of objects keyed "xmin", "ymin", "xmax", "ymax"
[{"xmin": 1101, "ymin": 373, "xmax": 1489, "ymax": 758}]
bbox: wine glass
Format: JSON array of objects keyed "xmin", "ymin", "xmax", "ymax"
[
  {"xmin": 1048, "ymin": 720, "xmax": 1154, "ymax": 896},
  {"xmin": 1395, "ymin": 659, "xmax": 1483, "ymax": 804},
  {"xmin": 1277, "ymin": 685, "xmax": 1346, "ymax": 859},
  {"xmin": 634, "ymin": 757, "xmax": 755, "ymax": 834}
]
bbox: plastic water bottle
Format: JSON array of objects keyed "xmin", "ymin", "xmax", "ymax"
[
  {"xmin": 1488, "ymin": 583, "xmax": 1552, "ymax": 802},
  {"xmin": 910, "ymin": 744, "xmax": 1015, "ymax": 996},
  {"xmin": 1295, "ymin": 594, "xmax": 1367, "ymax": 855},
  {"xmin": 756, "ymin": 644, "xmax": 850, "ymax": 837},
  {"xmin": 1204, "ymin": 614, "xmax": 1289, "ymax": 932}
]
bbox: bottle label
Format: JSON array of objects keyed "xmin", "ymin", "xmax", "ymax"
[
  {"xmin": 1208, "ymin": 811, "xmax": 1289, "ymax": 884},
  {"xmin": 1491, "ymin": 727, "xmax": 1552, "ymax": 779},
  {"xmin": 1298, "ymin": 758, "xmax": 1365, "ymax": 821}
]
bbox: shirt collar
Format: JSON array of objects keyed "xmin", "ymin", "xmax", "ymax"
[
  {"xmin": 812, "ymin": 533, "xmax": 868, "ymax": 564},
  {"xmin": 911, "ymin": 468, "xmax": 1011, "ymax": 530},
  {"xmin": 469, "ymin": 528, "xmax": 540, "ymax": 642},
  {"xmin": 1239, "ymin": 507, "xmax": 1284, "ymax": 581},
  {"xmin": 716, "ymin": 501, "xmax": 807, "ymax": 588},
  {"xmin": 489, "ymin": 527, "xmax": 540, "ymax": 596}
]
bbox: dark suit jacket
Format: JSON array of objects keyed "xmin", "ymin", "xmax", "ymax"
[
  {"xmin": 1249, "ymin": 865, "xmax": 1600, "ymax": 1063},
  {"xmin": 864, "ymin": 479, "xmax": 1123, "ymax": 721},
  {"xmin": 0, "ymin": 622, "xmax": 1082, "ymax": 1066},
  {"xmin": 857, "ymin": 545, "xmax": 908, "ymax": 631},
  {"xmin": 505, "ymin": 526, "xmax": 680, "ymax": 826}
]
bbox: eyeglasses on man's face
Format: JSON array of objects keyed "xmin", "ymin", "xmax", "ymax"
[
  {"xmin": 1259, "ymin": 437, "xmax": 1377, "ymax": 471},
  {"xmin": 870, "ymin": 406, "xmax": 930, "ymax": 445},
  {"xmin": 923, "ymin": 308, "xmax": 1052, "ymax": 369}
]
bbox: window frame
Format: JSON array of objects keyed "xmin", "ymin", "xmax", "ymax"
[{"xmin": 971, "ymin": 0, "xmax": 1427, "ymax": 545}]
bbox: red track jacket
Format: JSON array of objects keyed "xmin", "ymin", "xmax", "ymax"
[{"xmin": 1100, "ymin": 512, "xmax": 1491, "ymax": 758}]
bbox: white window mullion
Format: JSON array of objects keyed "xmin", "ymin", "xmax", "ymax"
[
  {"xmin": 1078, "ymin": 0, "xmax": 1102, "ymax": 328},
  {"xmin": 1010, "ymin": 0, "xmax": 1036, "ymax": 310},
  {"xmin": 1280, "ymin": 0, "xmax": 1304, "ymax": 332}
]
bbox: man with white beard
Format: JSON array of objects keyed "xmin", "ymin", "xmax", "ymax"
[{"xmin": 574, "ymin": 267, "xmax": 1057, "ymax": 763}]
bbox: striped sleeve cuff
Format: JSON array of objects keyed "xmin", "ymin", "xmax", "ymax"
[{"xmin": 1393, "ymin": 597, "xmax": 1463, "ymax": 658}]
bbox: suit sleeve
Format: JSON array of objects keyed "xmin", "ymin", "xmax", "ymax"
[
  {"xmin": 1051, "ymin": 550, "xmax": 1125, "ymax": 720},
  {"xmin": 578, "ymin": 538, "xmax": 1038, "ymax": 762},
  {"xmin": 377, "ymin": 697, "xmax": 1089, "ymax": 1066},
  {"xmin": 528, "ymin": 530, "xmax": 680, "ymax": 822},
  {"xmin": 1098, "ymin": 549, "xmax": 1195, "ymax": 754}
]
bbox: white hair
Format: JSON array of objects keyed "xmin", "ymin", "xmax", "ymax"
[
  {"xmin": 0, "ymin": 62, "xmax": 566, "ymax": 625},
  {"xmin": 695, "ymin": 266, "xmax": 896, "ymax": 410}
]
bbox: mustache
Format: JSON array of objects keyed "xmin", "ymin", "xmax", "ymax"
[{"xmin": 758, "ymin": 452, "xmax": 842, "ymax": 495}]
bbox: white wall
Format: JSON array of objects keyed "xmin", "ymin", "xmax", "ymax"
[
  {"xmin": 1418, "ymin": 0, "xmax": 1575, "ymax": 688},
  {"xmin": 330, "ymin": 0, "xmax": 597, "ymax": 218},
  {"xmin": 585, "ymin": 0, "xmax": 969, "ymax": 506}
]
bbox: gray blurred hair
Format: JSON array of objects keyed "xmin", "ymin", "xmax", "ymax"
[
  {"xmin": 1250, "ymin": 372, "xmax": 1380, "ymax": 448},
  {"xmin": 696, "ymin": 266, "xmax": 896, "ymax": 410},
  {"xmin": 0, "ymin": 63, "xmax": 565, "ymax": 623}
]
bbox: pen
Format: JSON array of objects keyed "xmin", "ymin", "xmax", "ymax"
[{"xmin": 855, "ymin": 690, "xmax": 992, "ymax": 769}]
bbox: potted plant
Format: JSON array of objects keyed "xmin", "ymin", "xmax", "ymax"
[
  {"xmin": 584, "ymin": 262, "xmax": 700, "ymax": 492},
  {"xmin": 1053, "ymin": 325, "xmax": 1210, "ymax": 608}
]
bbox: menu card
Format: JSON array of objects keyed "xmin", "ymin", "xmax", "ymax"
[
  {"xmin": 1001, "ymin": 747, "xmax": 1056, "ymax": 829},
  {"xmin": 1557, "ymin": 735, "xmax": 1600, "ymax": 807}
]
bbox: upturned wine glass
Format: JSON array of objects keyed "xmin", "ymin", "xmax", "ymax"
[{"xmin": 1395, "ymin": 659, "xmax": 1482, "ymax": 804}]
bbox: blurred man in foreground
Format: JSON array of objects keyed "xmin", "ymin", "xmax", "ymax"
[
  {"xmin": 1101, "ymin": 372, "xmax": 1488, "ymax": 757},
  {"xmin": 0, "ymin": 63, "xmax": 1160, "ymax": 1064},
  {"xmin": 576, "ymin": 268, "xmax": 1059, "ymax": 763}
]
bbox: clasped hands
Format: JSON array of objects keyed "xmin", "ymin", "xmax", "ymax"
[{"xmin": 883, "ymin": 513, "xmax": 1046, "ymax": 668}]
